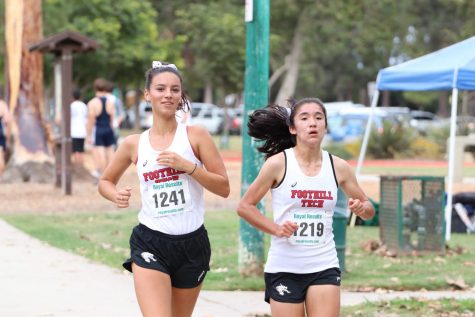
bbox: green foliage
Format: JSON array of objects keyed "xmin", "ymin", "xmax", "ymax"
[
  {"xmin": 426, "ymin": 125, "xmax": 450, "ymax": 154},
  {"xmin": 367, "ymin": 122, "xmax": 416, "ymax": 159},
  {"xmin": 43, "ymin": 0, "xmax": 172, "ymax": 90},
  {"xmin": 409, "ymin": 136, "xmax": 445, "ymax": 159},
  {"xmin": 2, "ymin": 1, "xmax": 475, "ymax": 109},
  {"xmin": 403, "ymin": 91, "xmax": 439, "ymax": 112},
  {"xmin": 323, "ymin": 142, "xmax": 356, "ymax": 160},
  {"xmin": 342, "ymin": 298, "xmax": 475, "ymax": 316},
  {"xmin": 173, "ymin": 2, "xmax": 245, "ymax": 99}
]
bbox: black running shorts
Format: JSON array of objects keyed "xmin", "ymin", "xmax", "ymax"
[
  {"xmin": 123, "ymin": 223, "xmax": 211, "ymax": 288},
  {"xmin": 264, "ymin": 267, "xmax": 341, "ymax": 303},
  {"xmin": 72, "ymin": 138, "xmax": 85, "ymax": 153}
]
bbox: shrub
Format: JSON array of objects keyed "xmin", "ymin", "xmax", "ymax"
[
  {"xmin": 323, "ymin": 142, "xmax": 355, "ymax": 160},
  {"xmin": 409, "ymin": 137, "xmax": 444, "ymax": 159},
  {"xmin": 367, "ymin": 122, "xmax": 416, "ymax": 159}
]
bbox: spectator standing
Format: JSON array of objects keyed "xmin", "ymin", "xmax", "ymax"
[
  {"xmin": 70, "ymin": 89, "xmax": 88, "ymax": 165},
  {"xmin": 0, "ymin": 98, "xmax": 10, "ymax": 175}
]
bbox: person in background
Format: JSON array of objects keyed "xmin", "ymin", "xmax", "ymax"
[
  {"xmin": 98, "ymin": 61, "xmax": 229, "ymax": 317},
  {"xmin": 0, "ymin": 98, "xmax": 10, "ymax": 175},
  {"xmin": 70, "ymin": 89, "xmax": 88, "ymax": 165},
  {"xmin": 105, "ymin": 81, "xmax": 125, "ymax": 147},
  {"xmin": 237, "ymin": 98, "xmax": 375, "ymax": 317},
  {"xmin": 86, "ymin": 78, "xmax": 115, "ymax": 178}
]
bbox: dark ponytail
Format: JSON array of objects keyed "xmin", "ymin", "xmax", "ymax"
[
  {"xmin": 247, "ymin": 104, "xmax": 295, "ymax": 159},
  {"xmin": 247, "ymin": 97, "xmax": 327, "ymax": 159}
]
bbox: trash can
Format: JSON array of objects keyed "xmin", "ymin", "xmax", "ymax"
[
  {"xmin": 333, "ymin": 188, "xmax": 348, "ymax": 272},
  {"xmin": 379, "ymin": 175, "xmax": 445, "ymax": 254}
]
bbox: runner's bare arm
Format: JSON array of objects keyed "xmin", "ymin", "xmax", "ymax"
[
  {"xmin": 86, "ymin": 99, "xmax": 97, "ymax": 144},
  {"xmin": 333, "ymin": 156, "xmax": 375, "ymax": 220},
  {"xmin": 185, "ymin": 125, "xmax": 230, "ymax": 198},
  {"xmin": 98, "ymin": 134, "xmax": 139, "ymax": 208},
  {"xmin": 237, "ymin": 153, "xmax": 298, "ymax": 238}
]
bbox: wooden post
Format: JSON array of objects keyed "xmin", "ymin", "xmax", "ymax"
[
  {"xmin": 29, "ymin": 30, "xmax": 99, "ymax": 195},
  {"xmin": 60, "ymin": 48, "xmax": 73, "ymax": 195}
]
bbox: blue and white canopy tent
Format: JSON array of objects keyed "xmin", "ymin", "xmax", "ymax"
[{"xmin": 356, "ymin": 36, "xmax": 475, "ymax": 240}]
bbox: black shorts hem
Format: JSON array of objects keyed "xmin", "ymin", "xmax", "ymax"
[
  {"xmin": 265, "ymin": 295, "xmax": 303, "ymax": 304},
  {"xmin": 122, "ymin": 259, "xmax": 169, "ymax": 275},
  {"xmin": 122, "ymin": 259, "xmax": 207, "ymax": 289}
]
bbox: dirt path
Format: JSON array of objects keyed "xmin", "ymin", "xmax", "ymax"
[{"xmin": 1, "ymin": 151, "xmax": 474, "ymax": 214}]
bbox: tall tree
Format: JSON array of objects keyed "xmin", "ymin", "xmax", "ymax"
[
  {"xmin": 2, "ymin": 0, "xmax": 52, "ymax": 183},
  {"xmin": 42, "ymin": 0, "xmax": 168, "ymax": 90}
]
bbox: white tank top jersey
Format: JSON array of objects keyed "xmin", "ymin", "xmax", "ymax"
[
  {"xmin": 136, "ymin": 123, "xmax": 204, "ymax": 235},
  {"xmin": 70, "ymin": 100, "xmax": 88, "ymax": 138},
  {"xmin": 265, "ymin": 148, "xmax": 339, "ymax": 274}
]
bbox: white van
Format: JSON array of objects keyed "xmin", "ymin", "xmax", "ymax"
[{"xmin": 190, "ymin": 102, "xmax": 225, "ymax": 134}]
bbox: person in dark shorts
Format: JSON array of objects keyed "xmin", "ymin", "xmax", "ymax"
[
  {"xmin": 237, "ymin": 98, "xmax": 375, "ymax": 317},
  {"xmin": 98, "ymin": 61, "xmax": 230, "ymax": 317},
  {"xmin": 0, "ymin": 98, "xmax": 10, "ymax": 175},
  {"xmin": 70, "ymin": 89, "xmax": 88, "ymax": 165},
  {"xmin": 86, "ymin": 78, "xmax": 115, "ymax": 177}
]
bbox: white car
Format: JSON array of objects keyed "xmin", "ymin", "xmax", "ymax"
[
  {"xmin": 138, "ymin": 101, "xmax": 153, "ymax": 130},
  {"xmin": 190, "ymin": 102, "xmax": 225, "ymax": 134}
]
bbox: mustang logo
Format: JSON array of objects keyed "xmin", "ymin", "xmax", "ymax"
[
  {"xmin": 275, "ymin": 283, "xmax": 291, "ymax": 296},
  {"xmin": 141, "ymin": 252, "xmax": 157, "ymax": 263}
]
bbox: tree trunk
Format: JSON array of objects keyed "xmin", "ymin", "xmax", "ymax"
[
  {"xmin": 438, "ymin": 91, "xmax": 449, "ymax": 118},
  {"xmin": 204, "ymin": 82, "xmax": 213, "ymax": 104},
  {"xmin": 274, "ymin": 14, "xmax": 304, "ymax": 106},
  {"xmin": 2, "ymin": 0, "xmax": 53, "ymax": 183}
]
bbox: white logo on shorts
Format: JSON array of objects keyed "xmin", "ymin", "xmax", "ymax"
[
  {"xmin": 141, "ymin": 252, "xmax": 157, "ymax": 263},
  {"xmin": 337, "ymin": 276, "xmax": 341, "ymax": 282},
  {"xmin": 275, "ymin": 283, "xmax": 291, "ymax": 296},
  {"xmin": 197, "ymin": 270, "xmax": 205, "ymax": 282}
]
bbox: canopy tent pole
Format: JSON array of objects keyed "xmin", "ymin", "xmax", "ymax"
[
  {"xmin": 350, "ymin": 90, "xmax": 380, "ymax": 227},
  {"xmin": 445, "ymin": 87, "xmax": 459, "ymax": 241}
]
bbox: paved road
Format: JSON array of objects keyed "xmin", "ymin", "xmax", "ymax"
[{"xmin": 1, "ymin": 219, "xmax": 474, "ymax": 317}]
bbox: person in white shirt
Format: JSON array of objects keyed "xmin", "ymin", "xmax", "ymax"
[
  {"xmin": 70, "ymin": 89, "xmax": 88, "ymax": 165},
  {"xmin": 98, "ymin": 61, "xmax": 229, "ymax": 317},
  {"xmin": 237, "ymin": 98, "xmax": 375, "ymax": 317}
]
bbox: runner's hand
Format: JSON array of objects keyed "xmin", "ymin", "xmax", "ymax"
[
  {"xmin": 348, "ymin": 198, "xmax": 364, "ymax": 217},
  {"xmin": 157, "ymin": 151, "xmax": 195, "ymax": 174},
  {"xmin": 115, "ymin": 187, "xmax": 132, "ymax": 208},
  {"xmin": 275, "ymin": 220, "xmax": 298, "ymax": 238}
]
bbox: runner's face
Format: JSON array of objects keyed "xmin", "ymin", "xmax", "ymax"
[
  {"xmin": 145, "ymin": 72, "xmax": 182, "ymax": 116},
  {"xmin": 290, "ymin": 102, "xmax": 327, "ymax": 144}
]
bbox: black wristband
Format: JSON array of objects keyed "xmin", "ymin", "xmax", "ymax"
[{"xmin": 188, "ymin": 163, "xmax": 197, "ymax": 175}]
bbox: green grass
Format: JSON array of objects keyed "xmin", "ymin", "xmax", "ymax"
[
  {"xmin": 2, "ymin": 211, "xmax": 475, "ymax": 292},
  {"xmin": 344, "ymin": 227, "xmax": 475, "ymax": 291},
  {"xmin": 341, "ymin": 298, "xmax": 475, "ymax": 316}
]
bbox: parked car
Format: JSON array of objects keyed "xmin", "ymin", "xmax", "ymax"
[
  {"xmin": 409, "ymin": 110, "xmax": 445, "ymax": 134},
  {"xmin": 229, "ymin": 106, "xmax": 243, "ymax": 135},
  {"xmin": 190, "ymin": 102, "xmax": 225, "ymax": 134},
  {"xmin": 138, "ymin": 100, "xmax": 153, "ymax": 130},
  {"xmin": 326, "ymin": 107, "xmax": 393, "ymax": 143}
]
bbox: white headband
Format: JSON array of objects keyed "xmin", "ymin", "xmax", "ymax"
[{"xmin": 152, "ymin": 61, "xmax": 178, "ymax": 70}]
